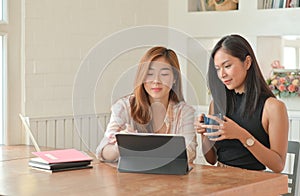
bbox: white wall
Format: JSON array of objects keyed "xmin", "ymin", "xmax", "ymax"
[
  {"xmin": 8, "ymin": 0, "xmax": 300, "ymax": 144},
  {"xmin": 8, "ymin": 0, "xmax": 169, "ymax": 144},
  {"xmin": 3, "ymin": 0, "xmax": 24, "ymax": 145},
  {"xmin": 24, "ymin": 0, "xmax": 168, "ymax": 117},
  {"xmin": 257, "ymin": 36, "xmax": 283, "ymax": 78}
]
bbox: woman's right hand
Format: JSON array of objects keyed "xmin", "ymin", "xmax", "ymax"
[
  {"xmin": 194, "ymin": 113, "xmax": 206, "ymax": 135},
  {"xmin": 119, "ymin": 123, "xmax": 137, "ymax": 134},
  {"xmin": 107, "ymin": 123, "xmax": 137, "ymax": 144}
]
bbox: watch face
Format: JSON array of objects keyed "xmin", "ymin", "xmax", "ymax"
[{"xmin": 246, "ymin": 138, "xmax": 255, "ymax": 146}]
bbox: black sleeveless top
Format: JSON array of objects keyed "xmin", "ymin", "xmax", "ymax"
[{"xmin": 215, "ymin": 93, "xmax": 270, "ymax": 170}]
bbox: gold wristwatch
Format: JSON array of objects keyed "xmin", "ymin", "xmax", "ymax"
[{"xmin": 244, "ymin": 137, "xmax": 255, "ymax": 147}]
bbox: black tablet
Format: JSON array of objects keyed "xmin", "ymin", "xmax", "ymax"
[{"xmin": 115, "ymin": 133, "xmax": 192, "ymax": 175}]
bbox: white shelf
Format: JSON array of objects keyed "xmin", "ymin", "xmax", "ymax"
[
  {"xmin": 170, "ymin": 0, "xmax": 300, "ymax": 37},
  {"xmin": 258, "ymin": 0, "xmax": 300, "ymax": 9},
  {"xmin": 273, "ymin": 68, "xmax": 300, "ymax": 73}
]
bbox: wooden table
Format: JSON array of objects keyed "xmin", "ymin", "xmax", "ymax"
[{"xmin": 0, "ymin": 145, "xmax": 288, "ymax": 196}]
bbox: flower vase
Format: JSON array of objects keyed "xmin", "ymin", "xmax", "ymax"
[{"xmin": 277, "ymin": 96, "xmax": 300, "ymax": 111}]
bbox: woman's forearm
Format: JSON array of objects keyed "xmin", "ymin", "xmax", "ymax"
[
  {"xmin": 202, "ymin": 136, "xmax": 217, "ymax": 165},
  {"xmin": 238, "ymin": 130, "xmax": 286, "ymax": 173}
]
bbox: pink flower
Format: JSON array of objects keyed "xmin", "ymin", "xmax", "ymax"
[
  {"xmin": 288, "ymin": 84, "xmax": 296, "ymax": 93},
  {"xmin": 279, "ymin": 77, "xmax": 286, "ymax": 84},
  {"xmin": 278, "ymin": 84, "xmax": 286, "ymax": 92}
]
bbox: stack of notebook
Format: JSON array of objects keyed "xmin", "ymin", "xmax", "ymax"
[{"xmin": 28, "ymin": 149, "xmax": 93, "ymax": 172}]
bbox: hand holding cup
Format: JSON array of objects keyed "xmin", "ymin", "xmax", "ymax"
[
  {"xmin": 203, "ymin": 113, "xmax": 224, "ymax": 139},
  {"xmin": 194, "ymin": 113, "xmax": 206, "ymax": 135}
]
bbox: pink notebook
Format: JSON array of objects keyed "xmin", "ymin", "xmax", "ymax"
[{"xmin": 32, "ymin": 149, "xmax": 93, "ymax": 164}]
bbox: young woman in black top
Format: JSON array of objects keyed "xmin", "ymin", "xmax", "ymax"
[{"xmin": 195, "ymin": 34, "xmax": 288, "ymax": 173}]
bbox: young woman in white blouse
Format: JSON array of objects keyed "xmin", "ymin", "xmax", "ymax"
[{"xmin": 96, "ymin": 46, "xmax": 197, "ymax": 163}]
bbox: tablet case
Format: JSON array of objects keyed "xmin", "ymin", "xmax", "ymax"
[{"xmin": 115, "ymin": 133, "xmax": 191, "ymax": 175}]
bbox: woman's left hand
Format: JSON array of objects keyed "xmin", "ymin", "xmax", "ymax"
[{"xmin": 202, "ymin": 115, "xmax": 244, "ymax": 141}]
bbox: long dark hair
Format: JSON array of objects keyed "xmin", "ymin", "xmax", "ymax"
[
  {"xmin": 130, "ymin": 46, "xmax": 184, "ymax": 124},
  {"xmin": 208, "ymin": 34, "xmax": 275, "ymax": 117}
]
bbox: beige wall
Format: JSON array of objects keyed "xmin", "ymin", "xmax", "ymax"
[{"xmin": 7, "ymin": 0, "xmax": 168, "ymax": 144}]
